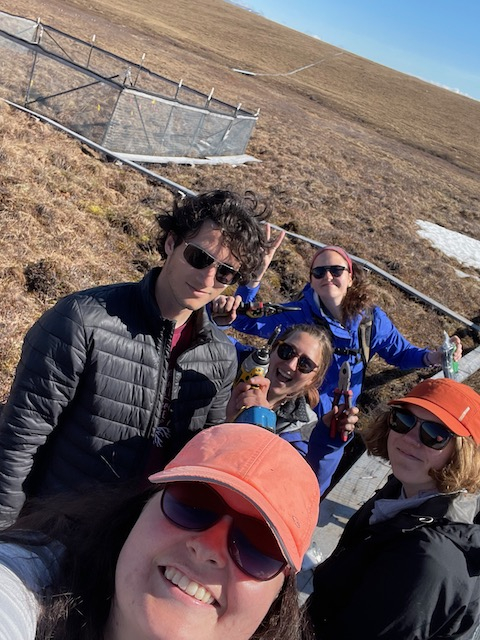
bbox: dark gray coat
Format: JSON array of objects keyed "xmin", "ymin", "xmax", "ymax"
[
  {"xmin": 0, "ymin": 268, "xmax": 237, "ymax": 526},
  {"xmin": 307, "ymin": 475, "xmax": 480, "ymax": 639}
]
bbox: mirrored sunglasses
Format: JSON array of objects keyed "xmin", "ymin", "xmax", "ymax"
[
  {"xmin": 276, "ymin": 341, "xmax": 319, "ymax": 374},
  {"xmin": 311, "ymin": 265, "xmax": 349, "ymax": 279},
  {"xmin": 161, "ymin": 482, "xmax": 287, "ymax": 581},
  {"xmin": 389, "ymin": 407, "xmax": 454, "ymax": 450},
  {"xmin": 183, "ymin": 242, "xmax": 241, "ymax": 285}
]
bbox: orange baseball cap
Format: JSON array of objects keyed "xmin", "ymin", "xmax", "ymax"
[
  {"xmin": 149, "ymin": 423, "xmax": 320, "ymax": 572},
  {"xmin": 310, "ymin": 245, "xmax": 353, "ymax": 273},
  {"xmin": 389, "ymin": 379, "xmax": 480, "ymax": 443}
]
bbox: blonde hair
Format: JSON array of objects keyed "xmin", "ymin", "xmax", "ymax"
[{"xmin": 361, "ymin": 410, "xmax": 480, "ymax": 493}]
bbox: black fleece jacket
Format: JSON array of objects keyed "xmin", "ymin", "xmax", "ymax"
[
  {"xmin": 307, "ymin": 475, "xmax": 480, "ymax": 639},
  {"xmin": 0, "ymin": 268, "xmax": 237, "ymax": 526}
]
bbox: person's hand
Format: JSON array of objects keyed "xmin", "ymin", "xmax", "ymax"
[
  {"xmin": 322, "ymin": 404, "xmax": 359, "ymax": 440},
  {"xmin": 210, "ymin": 294, "xmax": 243, "ymax": 326},
  {"xmin": 450, "ymin": 335, "xmax": 463, "ymax": 362},
  {"xmin": 226, "ymin": 376, "xmax": 271, "ymax": 421},
  {"xmin": 248, "ymin": 224, "xmax": 286, "ymax": 288},
  {"xmin": 428, "ymin": 335, "xmax": 463, "ymax": 365}
]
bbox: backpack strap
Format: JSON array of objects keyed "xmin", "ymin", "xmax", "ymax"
[
  {"xmin": 312, "ymin": 307, "xmax": 373, "ymax": 367},
  {"xmin": 358, "ymin": 307, "xmax": 373, "ymax": 368}
]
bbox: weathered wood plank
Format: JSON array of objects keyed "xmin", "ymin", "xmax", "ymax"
[{"xmin": 298, "ymin": 453, "xmax": 391, "ymax": 600}]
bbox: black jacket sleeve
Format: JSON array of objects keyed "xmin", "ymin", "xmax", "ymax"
[{"xmin": 0, "ymin": 296, "xmax": 87, "ymax": 526}]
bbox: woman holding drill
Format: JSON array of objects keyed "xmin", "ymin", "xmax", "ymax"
[
  {"xmin": 213, "ymin": 227, "xmax": 462, "ymax": 494},
  {"xmin": 227, "ymin": 323, "xmax": 358, "ymax": 457}
]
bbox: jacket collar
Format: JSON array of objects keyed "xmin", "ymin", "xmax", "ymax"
[
  {"xmin": 275, "ymin": 395, "xmax": 310, "ymax": 421},
  {"xmin": 371, "ymin": 475, "xmax": 479, "ymax": 527}
]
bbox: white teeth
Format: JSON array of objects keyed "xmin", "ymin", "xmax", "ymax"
[
  {"xmin": 277, "ymin": 369, "xmax": 292, "ymax": 381},
  {"xmin": 178, "ymin": 575, "xmax": 190, "ymax": 590},
  {"xmin": 164, "ymin": 567, "xmax": 215, "ymax": 604}
]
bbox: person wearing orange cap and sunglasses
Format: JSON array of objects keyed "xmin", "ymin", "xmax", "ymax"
[
  {"xmin": 305, "ymin": 378, "xmax": 480, "ymax": 640},
  {"xmin": 211, "ymin": 233, "xmax": 462, "ymax": 496},
  {"xmin": 0, "ymin": 422, "xmax": 320, "ymax": 640}
]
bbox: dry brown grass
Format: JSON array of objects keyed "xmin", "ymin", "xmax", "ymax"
[{"xmin": 0, "ymin": 0, "xmax": 479, "ymax": 412}]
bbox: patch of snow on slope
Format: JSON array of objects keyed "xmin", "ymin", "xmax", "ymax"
[{"xmin": 416, "ymin": 220, "xmax": 480, "ymax": 271}]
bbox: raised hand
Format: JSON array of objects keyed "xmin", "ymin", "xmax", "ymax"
[{"xmin": 248, "ymin": 223, "xmax": 286, "ymax": 287}]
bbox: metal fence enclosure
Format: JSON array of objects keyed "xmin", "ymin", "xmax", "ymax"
[{"xmin": 0, "ymin": 10, "xmax": 258, "ymax": 160}]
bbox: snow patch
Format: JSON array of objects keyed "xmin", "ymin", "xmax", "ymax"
[{"xmin": 416, "ymin": 220, "xmax": 480, "ymax": 271}]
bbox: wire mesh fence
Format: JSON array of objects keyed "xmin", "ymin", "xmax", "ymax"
[{"xmin": 0, "ymin": 10, "xmax": 258, "ymax": 159}]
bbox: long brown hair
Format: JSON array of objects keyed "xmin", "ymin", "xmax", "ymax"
[
  {"xmin": 271, "ymin": 324, "xmax": 333, "ymax": 408},
  {"xmin": 309, "ymin": 248, "xmax": 375, "ymax": 323},
  {"xmin": 340, "ymin": 262, "xmax": 375, "ymax": 324}
]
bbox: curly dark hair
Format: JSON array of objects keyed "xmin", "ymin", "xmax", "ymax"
[
  {"xmin": 156, "ymin": 189, "xmax": 272, "ymax": 285},
  {"xmin": 360, "ymin": 409, "xmax": 480, "ymax": 494},
  {"xmin": 0, "ymin": 481, "xmax": 306, "ymax": 640}
]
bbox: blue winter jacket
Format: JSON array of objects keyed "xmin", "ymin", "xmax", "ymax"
[{"xmin": 231, "ymin": 283, "xmax": 430, "ymax": 493}]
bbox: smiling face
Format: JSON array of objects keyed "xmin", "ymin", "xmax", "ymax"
[
  {"xmin": 155, "ymin": 221, "xmax": 241, "ymax": 324},
  {"xmin": 387, "ymin": 403, "xmax": 455, "ymax": 498},
  {"xmin": 310, "ymin": 249, "xmax": 353, "ymax": 312},
  {"xmin": 104, "ymin": 488, "xmax": 285, "ymax": 640},
  {"xmin": 267, "ymin": 331, "xmax": 323, "ymax": 405}
]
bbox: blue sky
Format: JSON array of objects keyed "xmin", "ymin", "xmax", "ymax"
[{"xmin": 243, "ymin": 1, "xmax": 480, "ymax": 102}]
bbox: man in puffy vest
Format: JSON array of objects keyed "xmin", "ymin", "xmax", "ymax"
[{"xmin": 0, "ymin": 189, "xmax": 271, "ymax": 527}]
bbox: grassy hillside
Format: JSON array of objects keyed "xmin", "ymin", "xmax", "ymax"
[{"xmin": 0, "ymin": 0, "xmax": 479, "ymax": 411}]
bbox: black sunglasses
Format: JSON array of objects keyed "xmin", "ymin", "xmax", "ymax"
[
  {"xmin": 389, "ymin": 407, "xmax": 454, "ymax": 450},
  {"xmin": 276, "ymin": 341, "xmax": 319, "ymax": 374},
  {"xmin": 311, "ymin": 265, "xmax": 349, "ymax": 279},
  {"xmin": 183, "ymin": 242, "xmax": 241, "ymax": 285},
  {"xmin": 161, "ymin": 482, "xmax": 287, "ymax": 581}
]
